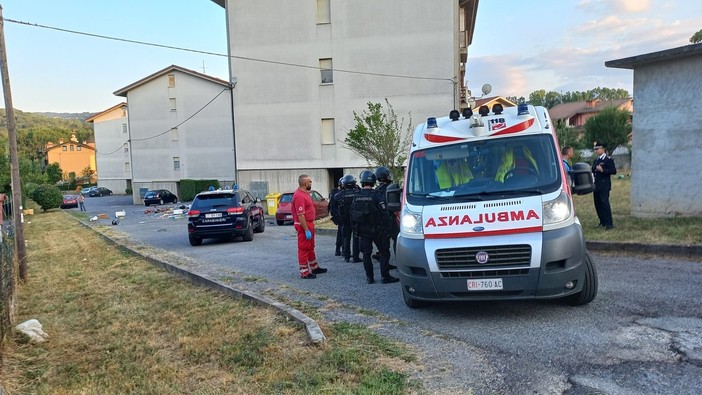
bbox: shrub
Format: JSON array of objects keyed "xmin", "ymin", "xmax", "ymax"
[
  {"xmin": 125, "ymin": 187, "xmax": 133, "ymax": 195},
  {"xmin": 30, "ymin": 184, "xmax": 63, "ymax": 212}
]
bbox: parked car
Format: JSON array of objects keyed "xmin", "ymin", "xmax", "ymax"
[
  {"xmin": 144, "ymin": 189, "xmax": 178, "ymax": 206},
  {"xmin": 187, "ymin": 189, "xmax": 265, "ymax": 246},
  {"xmin": 89, "ymin": 187, "xmax": 112, "ymax": 197},
  {"xmin": 61, "ymin": 194, "xmax": 78, "ymax": 209},
  {"xmin": 80, "ymin": 186, "xmax": 97, "ymax": 196},
  {"xmin": 275, "ymin": 190, "xmax": 329, "ymax": 225}
]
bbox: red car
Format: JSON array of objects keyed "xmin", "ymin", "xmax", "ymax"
[
  {"xmin": 275, "ymin": 190, "xmax": 329, "ymax": 225},
  {"xmin": 61, "ymin": 194, "xmax": 79, "ymax": 209}
]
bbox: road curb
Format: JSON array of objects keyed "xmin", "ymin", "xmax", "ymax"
[{"xmin": 77, "ymin": 219, "xmax": 327, "ymax": 344}]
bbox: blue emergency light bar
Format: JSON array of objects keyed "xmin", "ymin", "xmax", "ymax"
[{"xmin": 426, "ymin": 117, "xmax": 438, "ymax": 128}]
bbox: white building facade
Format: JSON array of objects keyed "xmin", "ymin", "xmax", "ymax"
[
  {"xmin": 215, "ymin": 0, "xmax": 478, "ymax": 195},
  {"xmin": 113, "ymin": 65, "xmax": 236, "ymax": 204},
  {"xmin": 86, "ymin": 102, "xmax": 131, "ymax": 194}
]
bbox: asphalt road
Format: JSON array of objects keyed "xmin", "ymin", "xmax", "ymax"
[{"xmin": 76, "ymin": 195, "xmax": 702, "ymax": 394}]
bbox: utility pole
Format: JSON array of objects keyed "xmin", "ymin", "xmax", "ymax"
[{"xmin": 0, "ymin": 5, "xmax": 28, "ymax": 281}]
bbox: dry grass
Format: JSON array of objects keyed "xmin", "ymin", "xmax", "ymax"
[{"xmin": 0, "ymin": 211, "xmax": 416, "ymax": 394}]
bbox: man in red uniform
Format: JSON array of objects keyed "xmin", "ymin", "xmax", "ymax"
[{"xmin": 292, "ymin": 174, "xmax": 328, "ymax": 279}]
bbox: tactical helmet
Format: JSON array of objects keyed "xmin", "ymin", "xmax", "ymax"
[
  {"xmin": 338, "ymin": 177, "xmax": 343, "ymax": 187},
  {"xmin": 374, "ymin": 166, "xmax": 392, "ymax": 183},
  {"xmin": 341, "ymin": 174, "xmax": 357, "ymax": 188},
  {"xmin": 359, "ymin": 170, "xmax": 377, "ymax": 185}
]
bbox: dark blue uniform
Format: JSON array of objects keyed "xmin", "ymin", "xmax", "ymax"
[
  {"xmin": 592, "ymin": 153, "xmax": 617, "ymax": 228},
  {"xmin": 329, "ymin": 187, "xmax": 342, "ymax": 255},
  {"xmin": 351, "ymin": 187, "xmax": 397, "ymax": 283},
  {"xmin": 335, "ymin": 187, "xmax": 361, "ymax": 262},
  {"xmin": 376, "ymin": 181, "xmax": 400, "ymax": 255}
]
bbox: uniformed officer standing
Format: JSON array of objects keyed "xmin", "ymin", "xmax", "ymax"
[
  {"xmin": 351, "ymin": 170, "xmax": 399, "ymax": 284},
  {"xmin": 335, "ymin": 174, "xmax": 362, "ymax": 262},
  {"xmin": 592, "ymin": 142, "xmax": 617, "ymax": 230},
  {"xmin": 374, "ymin": 166, "xmax": 400, "ymax": 257},
  {"xmin": 329, "ymin": 177, "xmax": 343, "ymax": 256}
]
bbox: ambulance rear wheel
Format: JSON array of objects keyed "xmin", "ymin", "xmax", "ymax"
[
  {"xmin": 566, "ymin": 252, "xmax": 598, "ymax": 306},
  {"xmin": 403, "ymin": 286, "xmax": 425, "ymax": 309}
]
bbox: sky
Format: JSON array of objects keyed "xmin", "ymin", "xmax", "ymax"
[{"xmin": 2, "ymin": 0, "xmax": 700, "ymax": 113}]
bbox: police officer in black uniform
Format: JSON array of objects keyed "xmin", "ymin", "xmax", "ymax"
[
  {"xmin": 335, "ymin": 174, "xmax": 362, "ymax": 262},
  {"xmin": 592, "ymin": 142, "xmax": 617, "ymax": 230},
  {"xmin": 351, "ymin": 170, "xmax": 399, "ymax": 284},
  {"xmin": 329, "ymin": 177, "xmax": 343, "ymax": 256},
  {"xmin": 374, "ymin": 166, "xmax": 400, "ymax": 257}
]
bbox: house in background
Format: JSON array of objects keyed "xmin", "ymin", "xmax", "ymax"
[
  {"xmin": 86, "ymin": 102, "xmax": 130, "ymax": 194},
  {"xmin": 44, "ymin": 134, "xmax": 96, "ymax": 182},
  {"xmin": 212, "ymin": 0, "xmax": 479, "ymax": 195},
  {"xmin": 606, "ymin": 43, "xmax": 702, "ymax": 218},
  {"xmin": 472, "ymin": 96, "xmax": 516, "ymax": 110},
  {"xmin": 548, "ymin": 98, "xmax": 633, "ymax": 130},
  {"xmin": 111, "ymin": 65, "xmax": 235, "ymax": 204}
]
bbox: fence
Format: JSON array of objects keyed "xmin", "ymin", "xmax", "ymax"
[{"xmin": 0, "ymin": 222, "xmax": 15, "ymax": 350}]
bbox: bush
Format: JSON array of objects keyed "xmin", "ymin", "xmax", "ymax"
[
  {"xmin": 179, "ymin": 179, "xmax": 220, "ymax": 202},
  {"xmin": 30, "ymin": 184, "xmax": 63, "ymax": 212},
  {"xmin": 125, "ymin": 187, "xmax": 133, "ymax": 195}
]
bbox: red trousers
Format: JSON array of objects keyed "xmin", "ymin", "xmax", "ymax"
[{"xmin": 294, "ymin": 221, "xmax": 319, "ymax": 276}]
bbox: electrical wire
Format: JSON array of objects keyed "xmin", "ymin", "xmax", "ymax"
[{"xmin": 4, "ymin": 17, "xmax": 454, "ymax": 82}]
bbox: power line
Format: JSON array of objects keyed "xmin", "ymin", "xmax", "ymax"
[
  {"xmin": 5, "ymin": 17, "xmax": 453, "ymax": 82},
  {"xmin": 96, "ymin": 87, "xmax": 229, "ymax": 157}
]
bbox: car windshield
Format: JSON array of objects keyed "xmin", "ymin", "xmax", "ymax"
[
  {"xmin": 406, "ymin": 134, "xmax": 561, "ymax": 204},
  {"xmin": 192, "ymin": 194, "xmax": 237, "ymax": 209},
  {"xmin": 279, "ymin": 194, "xmax": 293, "ymax": 203}
]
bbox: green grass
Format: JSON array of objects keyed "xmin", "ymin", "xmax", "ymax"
[
  {"xmin": 1, "ymin": 211, "xmax": 419, "ymax": 394},
  {"xmin": 574, "ymin": 177, "xmax": 702, "ymax": 245}
]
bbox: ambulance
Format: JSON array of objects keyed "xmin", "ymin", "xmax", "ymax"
[{"xmin": 386, "ymin": 102, "xmax": 597, "ymax": 308}]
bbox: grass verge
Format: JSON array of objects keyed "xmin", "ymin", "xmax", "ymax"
[{"xmin": 0, "ymin": 211, "xmax": 417, "ymax": 394}]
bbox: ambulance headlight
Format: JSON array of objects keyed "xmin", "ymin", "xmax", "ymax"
[
  {"xmin": 542, "ymin": 191, "xmax": 572, "ymax": 225},
  {"xmin": 401, "ymin": 207, "xmax": 424, "ymax": 235}
]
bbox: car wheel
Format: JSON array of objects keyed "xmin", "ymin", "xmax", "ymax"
[
  {"xmin": 145, "ymin": 202, "xmax": 150, "ymax": 207},
  {"xmin": 109, "ymin": 192, "xmax": 112, "ymax": 196},
  {"xmin": 189, "ymin": 235, "xmax": 203, "ymax": 246},
  {"xmin": 242, "ymin": 220, "xmax": 254, "ymax": 242},
  {"xmin": 566, "ymin": 252, "xmax": 598, "ymax": 306},
  {"xmin": 173, "ymin": 196, "xmax": 178, "ymax": 204},
  {"xmin": 158, "ymin": 199, "xmax": 164, "ymax": 205},
  {"xmin": 276, "ymin": 220, "xmax": 284, "ymax": 226},
  {"xmin": 254, "ymin": 215, "xmax": 265, "ymax": 233}
]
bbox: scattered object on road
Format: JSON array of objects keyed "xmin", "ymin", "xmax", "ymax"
[
  {"xmin": 112, "ymin": 219, "xmax": 120, "ymax": 225},
  {"xmin": 115, "ymin": 210, "xmax": 126, "ymax": 218},
  {"xmin": 89, "ymin": 216, "xmax": 98, "ymax": 222},
  {"xmin": 98, "ymin": 213, "xmax": 109, "ymax": 219}
]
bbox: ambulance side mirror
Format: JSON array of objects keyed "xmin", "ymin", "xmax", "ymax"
[
  {"xmin": 386, "ymin": 183, "xmax": 402, "ymax": 213},
  {"xmin": 571, "ymin": 162, "xmax": 594, "ymax": 195}
]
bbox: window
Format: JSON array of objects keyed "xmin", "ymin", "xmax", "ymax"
[
  {"xmin": 316, "ymin": 0, "xmax": 331, "ymax": 24},
  {"xmin": 70, "ymin": 145, "xmax": 74, "ymax": 151},
  {"xmin": 171, "ymin": 127, "xmax": 178, "ymax": 141},
  {"xmin": 168, "ymin": 74, "xmax": 175, "ymax": 88},
  {"xmin": 123, "ymin": 145, "xmax": 129, "ymax": 153},
  {"xmin": 169, "ymin": 98, "xmax": 177, "ymax": 111},
  {"xmin": 122, "ymin": 123, "xmax": 128, "ymax": 134},
  {"xmin": 77, "ymin": 146, "xmax": 82, "ymax": 151},
  {"xmin": 125, "ymin": 162, "xmax": 130, "ymax": 172},
  {"xmin": 62, "ymin": 146, "xmax": 67, "ymax": 151},
  {"xmin": 320, "ymin": 58, "xmax": 333, "ymax": 84},
  {"xmin": 321, "ymin": 118, "xmax": 335, "ymax": 145},
  {"xmin": 121, "ymin": 107, "xmax": 127, "ymax": 117},
  {"xmin": 173, "ymin": 157, "xmax": 180, "ymax": 170}
]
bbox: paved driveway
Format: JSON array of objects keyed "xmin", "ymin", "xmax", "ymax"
[{"xmin": 77, "ymin": 195, "xmax": 702, "ymax": 394}]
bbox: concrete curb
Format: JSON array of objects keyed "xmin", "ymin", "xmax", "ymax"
[{"xmin": 77, "ymin": 220, "xmax": 326, "ymax": 344}]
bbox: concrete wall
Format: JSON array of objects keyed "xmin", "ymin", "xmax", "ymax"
[
  {"xmin": 226, "ymin": 0, "xmax": 457, "ymax": 173},
  {"xmin": 630, "ymin": 56, "xmax": 702, "ymax": 217}
]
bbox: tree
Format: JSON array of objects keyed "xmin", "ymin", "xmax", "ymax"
[
  {"xmin": 29, "ymin": 184, "xmax": 63, "ymax": 212},
  {"xmin": 583, "ymin": 106, "xmax": 631, "ymax": 153},
  {"xmin": 46, "ymin": 162, "xmax": 63, "ymax": 184},
  {"xmin": 690, "ymin": 29, "xmax": 702, "ymax": 43},
  {"xmin": 343, "ymin": 99, "xmax": 412, "ymax": 182}
]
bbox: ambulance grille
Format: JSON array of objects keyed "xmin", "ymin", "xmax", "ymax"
[{"xmin": 435, "ymin": 244, "xmax": 531, "ymax": 270}]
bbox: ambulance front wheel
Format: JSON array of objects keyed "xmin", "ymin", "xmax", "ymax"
[{"xmin": 566, "ymin": 252, "xmax": 598, "ymax": 306}]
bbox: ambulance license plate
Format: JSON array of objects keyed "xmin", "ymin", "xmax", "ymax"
[{"xmin": 467, "ymin": 278, "xmax": 503, "ymax": 291}]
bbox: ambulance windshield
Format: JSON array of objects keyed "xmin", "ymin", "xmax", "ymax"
[{"xmin": 406, "ymin": 134, "xmax": 561, "ymax": 201}]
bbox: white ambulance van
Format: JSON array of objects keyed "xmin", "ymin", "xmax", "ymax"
[{"xmin": 386, "ymin": 103, "xmax": 597, "ymax": 308}]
